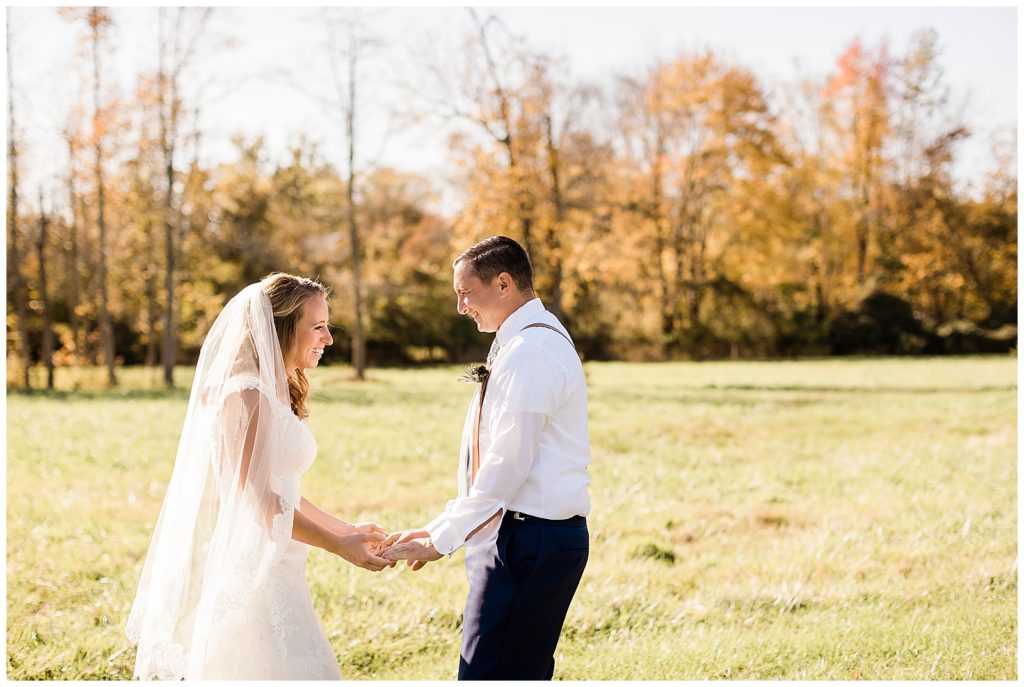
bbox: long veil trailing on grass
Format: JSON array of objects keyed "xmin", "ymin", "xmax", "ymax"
[{"xmin": 126, "ymin": 283, "xmax": 302, "ymax": 679}]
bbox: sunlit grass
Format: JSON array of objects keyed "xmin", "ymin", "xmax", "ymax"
[{"xmin": 6, "ymin": 357, "xmax": 1017, "ymax": 679}]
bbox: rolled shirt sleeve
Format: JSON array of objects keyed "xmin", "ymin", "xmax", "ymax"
[{"xmin": 427, "ymin": 342, "xmax": 560, "ymax": 555}]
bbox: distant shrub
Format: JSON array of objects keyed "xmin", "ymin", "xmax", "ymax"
[
  {"xmin": 931, "ymin": 321, "xmax": 1017, "ymax": 354},
  {"xmin": 632, "ymin": 543, "xmax": 677, "ymax": 564},
  {"xmin": 829, "ymin": 291, "xmax": 928, "ymax": 355}
]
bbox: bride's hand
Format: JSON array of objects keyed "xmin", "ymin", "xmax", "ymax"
[
  {"xmin": 333, "ymin": 519, "xmax": 385, "ymax": 536},
  {"xmin": 332, "ymin": 532, "xmax": 392, "ymax": 572},
  {"xmin": 351, "ymin": 523, "xmax": 396, "ymax": 558},
  {"xmin": 350, "ymin": 521, "xmax": 388, "ymax": 536}
]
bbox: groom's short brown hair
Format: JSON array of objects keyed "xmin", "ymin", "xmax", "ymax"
[{"xmin": 454, "ymin": 236, "xmax": 534, "ymax": 292}]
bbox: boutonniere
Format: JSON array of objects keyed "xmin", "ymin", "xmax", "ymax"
[{"xmin": 459, "ymin": 364, "xmax": 489, "ymax": 384}]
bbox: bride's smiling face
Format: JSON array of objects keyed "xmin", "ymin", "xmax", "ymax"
[{"xmin": 287, "ymin": 295, "xmax": 333, "ymax": 371}]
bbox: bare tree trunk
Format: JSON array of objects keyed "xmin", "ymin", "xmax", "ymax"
[
  {"xmin": 650, "ymin": 132, "xmax": 674, "ymax": 355},
  {"xmin": 159, "ymin": 10, "xmax": 177, "ymax": 388},
  {"xmin": 155, "ymin": 8, "xmax": 211, "ymax": 385},
  {"xmin": 90, "ymin": 8, "xmax": 117, "ymax": 387},
  {"xmin": 145, "ymin": 220, "xmax": 160, "ymax": 367},
  {"xmin": 175, "ymin": 173, "xmax": 188, "ymax": 365},
  {"xmin": 7, "ymin": 24, "xmax": 31, "ymax": 389},
  {"xmin": 346, "ymin": 37, "xmax": 366, "ymax": 380},
  {"xmin": 65, "ymin": 136, "xmax": 82, "ymax": 361},
  {"xmin": 853, "ymin": 107, "xmax": 878, "ymax": 285},
  {"xmin": 686, "ymin": 225, "xmax": 708, "ymax": 328},
  {"xmin": 502, "ymin": 140, "xmax": 533, "ymax": 259},
  {"xmin": 161, "ymin": 147, "xmax": 177, "ymax": 386},
  {"xmin": 37, "ymin": 190, "xmax": 55, "ymax": 390},
  {"xmin": 542, "ymin": 111, "xmax": 565, "ymax": 320},
  {"xmin": 672, "ymin": 152, "xmax": 699, "ymax": 332},
  {"xmin": 855, "ymin": 198, "xmax": 869, "ymax": 283},
  {"xmin": 672, "ymin": 216, "xmax": 687, "ymax": 330}
]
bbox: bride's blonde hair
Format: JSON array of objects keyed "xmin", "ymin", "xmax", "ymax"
[{"xmin": 260, "ymin": 272, "xmax": 331, "ymax": 419}]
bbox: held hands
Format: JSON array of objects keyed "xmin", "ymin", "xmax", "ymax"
[
  {"xmin": 331, "ymin": 531, "xmax": 394, "ymax": 572},
  {"xmin": 330, "ymin": 523, "xmax": 442, "ymax": 573},
  {"xmin": 348, "ymin": 521, "xmax": 390, "ymax": 554},
  {"xmin": 379, "ymin": 528, "xmax": 442, "ymax": 571},
  {"xmin": 330, "ymin": 521, "xmax": 396, "ymax": 572}
]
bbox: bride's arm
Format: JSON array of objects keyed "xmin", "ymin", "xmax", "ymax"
[
  {"xmin": 291, "ymin": 507, "xmax": 391, "ymax": 571},
  {"xmin": 299, "ymin": 497, "xmax": 353, "ymax": 535},
  {"xmin": 298, "ymin": 497, "xmax": 392, "ymax": 561},
  {"xmin": 224, "ymin": 388, "xmax": 389, "ymax": 572}
]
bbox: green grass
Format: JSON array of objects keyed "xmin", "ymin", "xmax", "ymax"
[{"xmin": 6, "ymin": 357, "xmax": 1017, "ymax": 679}]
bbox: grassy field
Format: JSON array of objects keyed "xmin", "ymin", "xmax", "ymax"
[{"xmin": 5, "ymin": 357, "xmax": 1018, "ymax": 679}]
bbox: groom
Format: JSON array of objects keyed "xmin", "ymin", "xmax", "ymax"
[{"xmin": 382, "ymin": 236, "xmax": 591, "ymax": 680}]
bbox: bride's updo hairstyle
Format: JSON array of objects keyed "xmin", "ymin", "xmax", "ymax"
[{"xmin": 260, "ymin": 272, "xmax": 331, "ymax": 420}]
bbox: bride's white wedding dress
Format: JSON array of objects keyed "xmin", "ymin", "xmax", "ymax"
[
  {"xmin": 127, "ymin": 284, "xmax": 343, "ymax": 680},
  {"xmin": 199, "ymin": 385, "xmax": 340, "ymax": 680}
]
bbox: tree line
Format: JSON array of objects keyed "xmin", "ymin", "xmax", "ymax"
[{"xmin": 6, "ymin": 9, "xmax": 1017, "ymax": 388}]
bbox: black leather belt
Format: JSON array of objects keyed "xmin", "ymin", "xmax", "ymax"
[{"xmin": 508, "ymin": 511, "xmax": 586, "ymax": 526}]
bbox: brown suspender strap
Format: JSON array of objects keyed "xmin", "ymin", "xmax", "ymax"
[
  {"xmin": 464, "ymin": 320, "xmax": 575, "ymax": 542},
  {"xmin": 520, "ymin": 322, "xmax": 574, "ymax": 346}
]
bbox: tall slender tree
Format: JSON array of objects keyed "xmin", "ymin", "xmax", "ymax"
[
  {"xmin": 529, "ymin": 54, "xmax": 600, "ymax": 322},
  {"xmin": 37, "ymin": 191, "xmax": 56, "ymax": 390},
  {"xmin": 827, "ymin": 39, "xmax": 893, "ymax": 285},
  {"xmin": 159, "ymin": 10, "xmax": 176, "ymax": 386},
  {"xmin": 93, "ymin": 9, "xmax": 117, "ymax": 385},
  {"xmin": 157, "ymin": 7, "xmax": 212, "ymax": 387},
  {"xmin": 7, "ymin": 20, "xmax": 31, "ymax": 388},
  {"xmin": 325, "ymin": 8, "xmax": 381, "ymax": 380},
  {"xmin": 63, "ymin": 6, "xmax": 119, "ymax": 386},
  {"xmin": 63, "ymin": 122, "xmax": 85, "ymax": 361}
]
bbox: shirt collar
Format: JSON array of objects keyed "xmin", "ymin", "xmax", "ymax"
[{"xmin": 495, "ymin": 297, "xmax": 545, "ymax": 348}]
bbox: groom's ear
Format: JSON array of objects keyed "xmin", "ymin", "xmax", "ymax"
[{"xmin": 496, "ymin": 272, "xmax": 514, "ymax": 296}]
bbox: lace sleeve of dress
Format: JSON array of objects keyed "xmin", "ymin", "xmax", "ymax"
[
  {"xmin": 217, "ymin": 383, "xmax": 296, "ymax": 547},
  {"xmin": 218, "ymin": 375, "xmax": 264, "ymax": 404}
]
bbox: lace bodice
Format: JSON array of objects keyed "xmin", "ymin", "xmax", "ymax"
[
  {"xmin": 269, "ymin": 404, "xmax": 317, "ymax": 543},
  {"xmin": 216, "ymin": 375, "xmax": 317, "ymax": 479},
  {"xmin": 272, "ymin": 403, "xmax": 318, "ymax": 477}
]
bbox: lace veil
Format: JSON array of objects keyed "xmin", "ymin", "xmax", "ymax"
[{"xmin": 126, "ymin": 282, "xmax": 302, "ymax": 679}]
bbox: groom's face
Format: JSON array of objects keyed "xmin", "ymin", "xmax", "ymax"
[{"xmin": 453, "ymin": 261, "xmax": 507, "ymax": 333}]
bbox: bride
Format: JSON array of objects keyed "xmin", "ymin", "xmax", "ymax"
[{"xmin": 126, "ymin": 273, "xmax": 392, "ymax": 679}]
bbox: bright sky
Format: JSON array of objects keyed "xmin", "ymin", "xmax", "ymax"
[{"xmin": 6, "ymin": 4, "xmax": 1018, "ymax": 213}]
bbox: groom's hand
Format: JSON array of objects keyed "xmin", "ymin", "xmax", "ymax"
[
  {"xmin": 381, "ymin": 536, "xmax": 442, "ymax": 570},
  {"xmin": 381, "ymin": 528, "xmax": 429, "ymax": 547}
]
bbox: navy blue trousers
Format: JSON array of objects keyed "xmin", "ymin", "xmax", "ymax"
[{"xmin": 459, "ymin": 512, "xmax": 589, "ymax": 680}]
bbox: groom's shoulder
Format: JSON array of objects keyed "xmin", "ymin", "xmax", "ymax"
[
  {"xmin": 505, "ymin": 325, "xmax": 578, "ymax": 370},
  {"xmin": 500, "ymin": 334, "xmax": 555, "ymax": 367}
]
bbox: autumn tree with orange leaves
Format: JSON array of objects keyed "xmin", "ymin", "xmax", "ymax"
[{"xmin": 6, "ymin": 18, "xmax": 1016, "ymax": 384}]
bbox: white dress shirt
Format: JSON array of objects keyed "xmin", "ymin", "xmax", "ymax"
[{"xmin": 426, "ymin": 298, "xmax": 592, "ymax": 556}]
